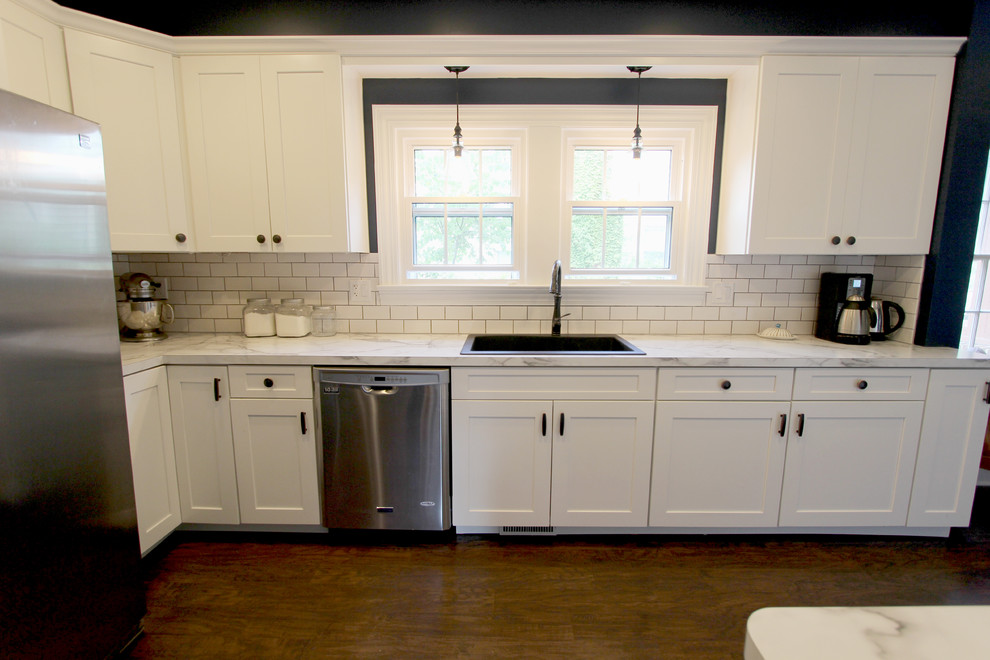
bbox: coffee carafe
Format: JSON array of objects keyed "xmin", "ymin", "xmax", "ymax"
[
  {"xmin": 869, "ymin": 298, "xmax": 905, "ymax": 341},
  {"xmin": 117, "ymin": 272, "xmax": 173, "ymax": 341},
  {"xmin": 835, "ymin": 295, "xmax": 874, "ymax": 345}
]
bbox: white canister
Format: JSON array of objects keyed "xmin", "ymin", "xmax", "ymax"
[
  {"xmin": 242, "ymin": 297, "xmax": 276, "ymax": 337},
  {"xmin": 275, "ymin": 298, "xmax": 312, "ymax": 337}
]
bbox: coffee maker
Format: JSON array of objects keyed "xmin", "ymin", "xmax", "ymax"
[
  {"xmin": 815, "ymin": 272, "xmax": 873, "ymax": 343},
  {"xmin": 117, "ymin": 272, "xmax": 174, "ymax": 341}
]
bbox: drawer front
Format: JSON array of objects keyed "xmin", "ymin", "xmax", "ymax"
[
  {"xmin": 451, "ymin": 367, "xmax": 656, "ymax": 400},
  {"xmin": 657, "ymin": 368, "xmax": 793, "ymax": 401},
  {"xmin": 227, "ymin": 365, "xmax": 313, "ymax": 399},
  {"xmin": 792, "ymin": 368, "xmax": 929, "ymax": 400}
]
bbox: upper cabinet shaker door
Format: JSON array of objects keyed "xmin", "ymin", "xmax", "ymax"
[
  {"xmin": 260, "ymin": 54, "xmax": 350, "ymax": 253},
  {"xmin": 64, "ymin": 29, "xmax": 191, "ymax": 252},
  {"xmin": 748, "ymin": 56, "xmax": 859, "ymax": 254},
  {"xmin": 840, "ymin": 57, "xmax": 954, "ymax": 254},
  {"xmin": 0, "ymin": 0, "xmax": 71, "ymax": 111},
  {"xmin": 181, "ymin": 55, "xmax": 272, "ymax": 252}
]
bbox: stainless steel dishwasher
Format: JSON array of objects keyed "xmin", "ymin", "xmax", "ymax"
[{"xmin": 315, "ymin": 367, "xmax": 450, "ymax": 530}]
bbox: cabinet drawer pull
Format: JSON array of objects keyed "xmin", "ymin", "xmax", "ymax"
[
  {"xmin": 778, "ymin": 414, "xmax": 787, "ymax": 437},
  {"xmin": 264, "ymin": 378, "xmax": 274, "ymax": 388},
  {"xmin": 257, "ymin": 234, "xmax": 266, "ymax": 244},
  {"xmin": 300, "ymin": 412, "xmax": 307, "ymax": 435},
  {"xmin": 213, "ymin": 377, "xmax": 221, "ymax": 401},
  {"xmin": 542, "ymin": 413, "xmax": 547, "ymax": 437},
  {"xmin": 858, "ymin": 380, "xmax": 868, "ymax": 390},
  {"xmin": 559, "ymin": 413, "xmax": 565, "ymax": 437},
  {"xmin": 796, "ymin": 413, "xmax": 805, "ymax": 437},
  {"xmin": 721, "ymin": 380, "xmax": 731, "ymax": 390},
  {"xmin": 984, "ymin": 382, "xmax": 990, "ymax": 404}
]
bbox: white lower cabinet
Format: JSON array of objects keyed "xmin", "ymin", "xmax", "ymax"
[
  {"xmin": 122, "ymin": 366, "xmax": 181, "ymax": 554},
  {"xmin": 908, "ymin": 370, "xmax": 990, "ymax": 527},
  {"xmin": 651, "ymin": 401, "xmax": 789, "ymax": 527},
  {"xmin": 228, "ymin": 366, "xmax": 320, "ymax": 525},
  {"xmin": 451, "ymin": 368, "xmax": 656, "ymax": 529},
  {"xmin": 167, "ymin": 366, "xmax": 239, "ymax": 524},
  {"xmin": 779, "ymin": 400, "xmax": 923, "ymax": 526}
]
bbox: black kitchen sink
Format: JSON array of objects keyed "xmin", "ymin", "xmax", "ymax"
[{"xmin": 460, "ymin": 334, "xmax": 645, "ymax": 355}]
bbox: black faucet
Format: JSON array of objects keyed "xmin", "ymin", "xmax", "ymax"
[{"xmin": 549, "ymin": 260, "xmax": 569, "ymax": 336}]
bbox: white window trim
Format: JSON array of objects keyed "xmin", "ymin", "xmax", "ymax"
[{"xmin": 373, "ymin": 104, "xmax": 716, "ymax": 306}]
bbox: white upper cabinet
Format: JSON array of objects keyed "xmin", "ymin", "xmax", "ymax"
[
  {"xmin": 719, "ymin": 55, "xmax": 954, "ymax": 255},
  {"xmin": 63, "ymin": 30, "xmax": 192, "ymax": 252},
  {"xmin": 0, "ymin": 0, "xmax": 71, "ymax": 110},
  {"xmin": 181, "ymin": 53, "xmax": 355, "ymax": 253}
]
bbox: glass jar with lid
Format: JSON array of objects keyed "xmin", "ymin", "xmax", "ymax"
[
  {"xmin": 275, "ymin": 298, "xmax": 312, "ymax": 337},
  {"xmin": 311, "ymin": 305, "xmax": 336, "ymax": 337},
  {"xmin": 242, "ymin": 297, "xmax": 275, "ymax": 337}
]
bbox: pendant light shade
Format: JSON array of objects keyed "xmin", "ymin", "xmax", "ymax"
[
  {"xmin": 627, "ymin": 66, "xmax": 652, "ymax": 159},
  {"xmin": 444, "ymin": 66, "xmax": 469, "ymax": 157}
]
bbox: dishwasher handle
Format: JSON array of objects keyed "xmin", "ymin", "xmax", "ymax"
[{"xmin": 361, "ymin": 385, "xmax": 398, "ymax": 395}]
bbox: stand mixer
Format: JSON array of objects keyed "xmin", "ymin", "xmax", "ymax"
[{"xmin": 117, "ymin": 272, "xmax": 173, "ymax": 341}]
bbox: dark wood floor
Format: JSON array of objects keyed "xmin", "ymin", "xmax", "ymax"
[{"xmin": 130, "ymin": 490, "xmax": 990, "ymax": 659}]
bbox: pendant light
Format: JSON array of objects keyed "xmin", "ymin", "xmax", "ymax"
[
  {"xmin": 627, "ymin": 66, "xmax": 652, "ymax": 159},
  {"xmin": 444, "ymin": 65, "xmax": 469, "ymax": 157}
]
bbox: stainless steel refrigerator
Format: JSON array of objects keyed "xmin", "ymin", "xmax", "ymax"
[{"xmin": 0, "ymin": 89, "xmax": 145, "ymax": 656}]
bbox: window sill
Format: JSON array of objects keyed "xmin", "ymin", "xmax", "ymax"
[{"xmin": 378, "ymin": 284, "xmax": 709, "ymax": 307}]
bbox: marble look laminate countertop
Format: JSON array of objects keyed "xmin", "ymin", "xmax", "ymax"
[
  {"xmin": 118, "ymin": 333, "xmax": 989, "ymax": 376},
  {"xmin": 744, "ymin": 606, "xmax": 990, "ymax": 659}
]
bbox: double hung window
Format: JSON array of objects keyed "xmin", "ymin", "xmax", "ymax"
[{"xmin": 373, "ymin": 105, "xmax": 717, "ymax": 304}]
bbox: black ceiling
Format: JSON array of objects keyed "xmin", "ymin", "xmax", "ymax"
[{"xmin": 54, "ymin": 1, "xmax": 976, "ymax": 38}]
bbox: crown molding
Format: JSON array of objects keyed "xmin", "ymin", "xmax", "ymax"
[{"xmin": 14, "ymin": 1, "xmax": 966, "ymax": 59}]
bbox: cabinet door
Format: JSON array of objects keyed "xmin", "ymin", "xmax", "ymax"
[
  {"xmin": 260, "ymin": 54, "xmax": 350, "ymax": 252},
  {"xmin": 779, "ymin": 401, "xmax": 922, "ymax": 526},
  {"xmin": 451, "ymin": 400, "xmax": 552, "ymax": 527},
  {"xmin": 651, "ymin": 401, "xmax": 789, "ymax": 527},
  {"xmin": 551, "ymin": 401, "xmax": 654, "ymax": 527},
  {"xmin": 63, "ymin": 30, "xmax": 191, "ymax": 252},
  {"xmin": 908, "ymin": 370, "xmax": 990, "ymax": 527},
  {"xmin": 229, "ymin": 398, "xmax": 320, "ymax": 525},
  {"xmin": 181, "ymin": 55, "xmax": 272, "ymax": 252},
  {"xmin": 0, "ymin": 0, "xmax": 71, "ymax": 110},
  {"xmin": 167, "ymin": 366, "xmax": 239, "ymax": 524},
  {"xmin": 123, "ymin": 367, "xmax": 180, "ymax": 554},
  {"xmin": 748, "ymin": 56, "xmax": 858, "ymax": 254},
  {"xmin": 840, "ymin": 57, "xmax": 953, "ymax": 254}
]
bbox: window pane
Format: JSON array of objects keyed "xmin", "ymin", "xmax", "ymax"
[
  {"xmin": 448, "ymin": 204, "xmax": 480, "ymax": 265},
  {"xmin": 414, "ymin": 150, "xmax": 446, "ymax": 196},
  {"xmin": 412, "ymin": 204, "xmax": 444, "ymax": 265},
  {"xmin": 573, "ymin": 150, "xmax": 605, "ymax": 200},
  {"xmin": 604, "ymin": 208, "xmax": 638, "ymax": 269},
  {"xmin": 976, "ymin": 312, "xmax": 990, "ymax": 348},
  {"xmin": 603, "ymin": 149, "xmax": 672, "ymax": 201},
  {"xmin": 640, "ymin": 208, "xmax": 672, "ymax": 269},
  {"xmin": 446, "ymin": 151, "xmax": 481, "ymax": 196},
  {"xmin": 966, "ymin": 260, "xmax": 985, "ymax": 311},
  {"xmin": 481, "ymin": 149, "xmax": 512, "ymax": 196},
  {"xmin": 482, "ymin": 203, "xmax": 513, "ymax": 265},
  {"xmin": 570, "ymin": 208, "xmax": 604, "ymax": 268}
]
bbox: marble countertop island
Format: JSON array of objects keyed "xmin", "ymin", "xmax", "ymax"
[
  {"xmin": 745, "ymin": 606, "xmax": 990, "ymax": 659},
  {"xmin": 118, "ymin": 333, "xmax": 988, "ymax": 376}
]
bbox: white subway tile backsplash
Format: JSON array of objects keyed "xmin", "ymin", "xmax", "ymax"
[{"xmin": 115, "ymin": 251, "xmax": 923, "ymax": 340}]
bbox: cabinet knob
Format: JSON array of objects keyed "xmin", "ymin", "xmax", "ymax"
[
  {"xmin": 831, "ymin": 236, "xmax": 841, "ymax": 245},
  {"xmin": 721, "ymin": 380, "xmax": 732, "ymax": 390},
  {"xmin": 846, "ymin": 236, "xmax": 857, "ymax": 245},
  {"xmin": 175, "ymin": 233, "xmax": 186, "ymax": 243},
  {"xmin": 263, "ymin": 378, "xmax": 274, "ymax": 388},
  {"xmin": 257, "ymin": 234, "xmax": 266, "ymax": 244},
  {"xmin": 858, "ymin": 380, "xmax": 869, "ymax": 390},
  {"xmin": 272, "ymin": 234, "xmax": 282, "ymax": 244}
]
